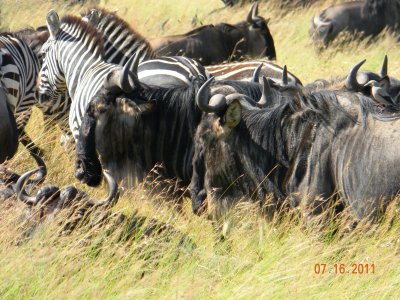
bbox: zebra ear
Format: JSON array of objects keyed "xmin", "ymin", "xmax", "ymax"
[
  {"xmin": 46, "ymin": 10, "xmax": 60, "ymax": 39},
  {"xmin": 85, "ymin": 9, "xmax": 100, "ymax": 26},
  {"xmin": 119, "ymin": 53, "xmax": 141, "ymax": 93}
]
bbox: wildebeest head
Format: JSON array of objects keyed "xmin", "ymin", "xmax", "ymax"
[
  {"xmin": 235, "ymin": 2, "xmax": 276, "ymax": 60},
  {"xmin": 192, "ymin": 76, "xmax": 294, "ymax": 217},
  {"xmin": 74, "ymin": 53, "xmax": 155, "ymax": 187},
  {"xmin": 345, "ymin": 56, "xmax": 400, "ymax": 102}
]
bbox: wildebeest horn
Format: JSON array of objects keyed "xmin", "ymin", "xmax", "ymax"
[
  {"xmin": 87, "ymin": 170, "xmax": 118, "ymax": 206},
  {"xmin": 247, "ymin": 2, "xmax": 259, "ymax": 23},
  {"xmin": 345, "ymin": 59, "xmax": 366, "ymax": 91},
  {"xmin": 30, "ymin": 152, "xmax": 47, "ymax": 184},
  {"xmin": 282, "ymin": 65, "xmax": 288, "ymax": 86},
  {"xmin": 380, "ymin": 55, "xmax": 388, "ymax": 78},
  {"xmin": 120, "ymin": 52, "xmax": 141, "ymax": 93},
  {"xmin": 16, "ymin": 168, "xmax": 40, "ymax": 205},
  {"xmin": 258, "ymin": 76, "xmax": 273, "ymax": 106},
  {"xmin": 251, "ymin": 63, "xmax": 263, "ymax": 83},
  {"xmin": 252, "ymin": 1, "xmax": 259, "ymax": 19},
  {"xmin": 196, "ymin": 77, "xmax": 227, "ymax": 113}
]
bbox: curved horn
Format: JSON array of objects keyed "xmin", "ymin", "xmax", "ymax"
[
  {"xmin": 251, "ymin": 63, "xmax": 263, "ymax": 83},
  {"xmin": 87, "ymin": 170, "xmax": 118, "ymax": 206},
  {"xmin": 252, "ymin": 1, "xmax": 259, "ymax": 20},
  {"xmin": 196, "ymin": 77, "xmax": 227, "ymax": 113},
  {"xmin": 380, "ymin": 55, "xmax": 388, "ymax": 78},
  {"xmin": 258, "ymin": 76, "xmax": 273, "ymax": 107},
  {"xmin": 247, "ymin": 2, "xmax": 258, "ymax": 23},
  {"xmin": 16, "ymin": 168, "xmax": 40, "ymax": 205},
  {"xmin": 30, "ymin": 152, "xmax": 47, "ymax": 184},
  {"xmin": 313, "ymin": 15, "xmax": 331, "ymax": 27},
  {"xmin": 282, "ymin": 65, "xmax": 288, "ymax": 86},
  {"xmin": 345, "ymin": 59, "xmax": 366, "ymax": 91},
  {"xmin": 119, "ymin": 52, "xmax": 141, "ymax": 93}
]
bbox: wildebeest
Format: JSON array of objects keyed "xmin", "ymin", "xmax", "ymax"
[
  {"xmin": 13, "ymin": 167, "xmax": 196, "ymax": 254},
  {"xmin": 310, "ymin": 0, "xmax": 400, "ymax": 48},
  {"xmin": 151, "ymin": 2, "xmax": 276, "ymax": 64},
  {"xmin": 14, "ymin": 167, "xmax": 118, "ymax": 232},
  {"xmin": 191, "ymin": 64, "xmax": 400, "ymax": 220}
]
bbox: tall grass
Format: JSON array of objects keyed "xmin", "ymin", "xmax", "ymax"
[{"xmin": 1, "ymin": 0, "xmax": 400, "ymax": 298}]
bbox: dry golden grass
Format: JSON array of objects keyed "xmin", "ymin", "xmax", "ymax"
[{"xmin": 1, "ymin": 0, "xmax": 400, "ymax": 298}]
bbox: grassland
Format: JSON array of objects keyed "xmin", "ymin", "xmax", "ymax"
[{"xmin": 1, "ymin": 0, "xmax": 400, "ymax": 298}]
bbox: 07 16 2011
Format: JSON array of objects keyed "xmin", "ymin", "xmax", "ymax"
[{"xmin": 314, "ymin": 263, "xmax": 375, "ymax": 275}]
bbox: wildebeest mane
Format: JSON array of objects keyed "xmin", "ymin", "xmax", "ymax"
[
  {"xmin": 60, "ymin": 15, "xmax": 105, "ymax": 58},
  {"xmin": 184, "ymin": 25, "xmax": 216, "ymax": 36},
  {"xmin": 238, "ymin": 88, "xmax": 400, "ymax": 163},
  {"xmin": 134, "ymin": 81, "xmax": 203, "ymax": 183},
  {"xmin": 214, "ymin": 80, "xmax": 263, "ymax": 100}
]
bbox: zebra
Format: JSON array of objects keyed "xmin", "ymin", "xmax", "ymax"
[
  {"xmin": 205, "ymin": 59, "xmax": 303, "ymax": 85},
  {"xmin": 0, "ymin": 28, "xmax": 74, "ymax": 164},
  {"xmin": 37, "ymin": 11, "xmax": 144, "ymax": 141},
  {"xmin": 0, "ymin": 31, "xmax": 51, "ymax": 179}
]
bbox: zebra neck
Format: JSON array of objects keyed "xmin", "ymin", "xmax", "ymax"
[{"xmin": 58, "ymin": 46, "xmax": 108, "ymax": 101}]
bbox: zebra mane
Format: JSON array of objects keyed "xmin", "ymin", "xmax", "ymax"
[
  {"xmin": 81, "ymin": 7, "xmax": 155, "ymax": 57},
  {"xmin": 60, "ymin": 15, "xmax": 104, "ymax": 58}
]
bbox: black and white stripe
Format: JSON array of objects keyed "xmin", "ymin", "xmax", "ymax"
[
  {"xmin": 0, "ymin": 33, "xmax": 40, "ymax": 130},
  {"xmin": 206, "ymin": 60, "xmax": 302, "ymax": 85}
]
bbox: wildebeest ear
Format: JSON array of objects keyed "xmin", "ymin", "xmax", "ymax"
[
  {"xmin": 379, "ymin": 76, "xmax": 390, "ymax": 91},
  {"xmin": 46, "ymin": 10, "xmax": 60, "ymax": 39},
  {"xmin": 223, "ymin": 100, "xmax": 241, "ymax": 129}
]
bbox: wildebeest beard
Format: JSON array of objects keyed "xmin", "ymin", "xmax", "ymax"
[{"xmin": 193, "ymin": 88, "xmax": 400, "ymax": 220}]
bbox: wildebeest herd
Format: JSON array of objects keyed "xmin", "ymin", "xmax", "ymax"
[{"xmin": 1, "ymin": 0, "xmax": 400, "ymax": 236}]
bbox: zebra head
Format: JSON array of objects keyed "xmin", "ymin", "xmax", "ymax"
[{"xmin": 37, "ymin": 10, "xmax": 67, "ymax": 105}]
